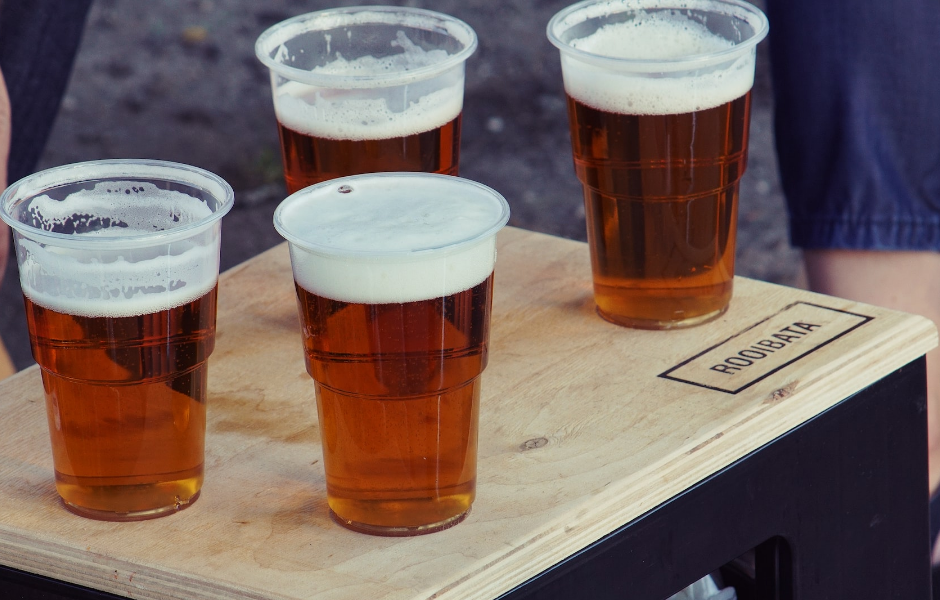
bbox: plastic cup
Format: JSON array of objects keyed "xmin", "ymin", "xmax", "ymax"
[
  {"xmin": 0, "ymin": 159, "xmax": 233, "ymax": 520},
  {"xmin": 548, "ymin": 0, "xmax": 768, "ymax": 329},
  {"xmin": 255, "ymin": 6, "xmax": 478, "ymax": 193},
  {"xmin": 274, "ymin": 172, "xmax": 509, "ymax": 535}
]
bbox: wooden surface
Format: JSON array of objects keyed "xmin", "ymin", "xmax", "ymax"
[{"xmin": 0, "ymin": 226, "xmax": 935, "ymax": 600}]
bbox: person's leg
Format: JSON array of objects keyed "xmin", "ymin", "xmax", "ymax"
[
  {"xmin": 804, "ymin": 249, "xmax": 940, "ymax": 491},
  {"xmin": 0, "ymin": 0, "xmax": 92, "ymax": 376},
  {"xmin": 766, "ymin": 0, "xmax": 940, "ymax": 492},
  {"xmin": 0, "ymin": 339, "xmax": 13, "ymax": 379},
  {"xmin": 0, "ymin": 62, "xmax": 12, "ymax": 380}
]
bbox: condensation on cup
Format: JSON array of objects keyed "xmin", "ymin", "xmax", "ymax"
[
  {"xmin": 255, "ymin": 6, "xmax": 478, "ymax": 193},
  {"xmin": 548, "ymin": 0, "xmax": 769, "ymax": 329},
  {"xmin": 274, "ymin": 172, "xmax": 509, "ymax": 536},
  {"xmin": 0, "ymin": 159, "xmax": 233, "ymax": 521}
]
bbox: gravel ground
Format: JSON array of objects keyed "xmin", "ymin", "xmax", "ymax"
[{"xmin": 0, "ymin": 0, "xmax": 803, "ymax": 369}]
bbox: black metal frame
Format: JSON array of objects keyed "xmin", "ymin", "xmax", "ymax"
[
  {"xmin": 0, "ymin": 569, "xmax": 123, "ymax": 600},
  {"xmin": 0, "ymin": 360, "xmax": 931, "ymax": 599},
  {"xmin": 500, "ymin": 358, "xmax": 931, "ymax": 600}
]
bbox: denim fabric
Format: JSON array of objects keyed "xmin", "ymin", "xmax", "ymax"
[
  {"xmin": 766, "ymin": 0, "xmax": 940, "ymax": 250},
  {"xmin": 0, "ymin": 0, "xmax": 93, "ymax": 184}
]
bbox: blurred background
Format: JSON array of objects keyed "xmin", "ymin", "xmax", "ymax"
[{"xmin": 0, "ymin": 0, "xmax": 802, "ymax": 370}]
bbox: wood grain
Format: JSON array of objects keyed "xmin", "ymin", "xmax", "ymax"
[{"xmin": 0, "ymin": 227, "xmax": 935, "ymax": 599}]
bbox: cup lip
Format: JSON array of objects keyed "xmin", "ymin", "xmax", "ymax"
[
  {"xmin": 0, "ymin": 159, "xmax": 235, "ymax": 249},
  {"xmin": 254, "ymin": 5, "xmax": 478, "ymax": 89},
  {"xmin": 546, "ymin": 0, "xmax": 769, "ymax": 71},
  {"xmin": 273, "ymin": 172, "xmax": 511, "ymax": 259}
]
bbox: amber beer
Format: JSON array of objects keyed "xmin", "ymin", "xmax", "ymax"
[
  {"xmin": 255, "ymin": 7, "xmax": 477, "ymax": 191},
  {"xmin": 0, "ymin": 160, "xmax": 233, "ymax": 520},
  {"xmin": 278, "ymin": 116, "xmax": 460, "ymax": 193},
  {"xmin": 296, "ymin": 276, "xmax": 490, "ymax": 531},
  {"xmin": 549, "ymin": 0, "xmax": 768, "ymax": 329},
  {"xmin": 569, "ymin": 93, "xmax": 752, "ymax": 327},
  {"xmin": 274, "ymin": 173, "xmax": 509, "ymax": 535},
  {"xmin": 275, "ymin": 90, "xmax": 462, "ymax": 193},
  {"xmin": 25, "ymin": 290, "xmax": 215, "ymax": 516}
]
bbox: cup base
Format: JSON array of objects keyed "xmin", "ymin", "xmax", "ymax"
[
  {"xmin": 60, "ymin": 489, "xmax": 201, "ymax": 522},
  {"xmin": 329, "ymin": 506, "xmax": 470, "ymax": 537},
  {"xmin": 596, "ymin": 304, "xmax": 728, "ymax": 330}
]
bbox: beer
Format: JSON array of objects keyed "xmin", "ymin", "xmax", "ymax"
[
  {"xmin": 0, "ymin": 161, "xmax": 233, "ymax": 520},
  {"xmin": 274, "ymin": 173, "xmax": 509, "ymax": 535},
  {"xmin": 256, "ymin": 7, "xmax": 477, "ymax": 190},
  {"xmin": 568, "ymin": 93, "xmax": 751, "ymax": 327},
  {"xmin": 296, "ymin": 276, "xmax": 490, "ymax": 531},
  {"xmin": 549, "ymin": 0, "xmax": 768, "ymax": 328},
  {"xmin": 273, "ymin": 81, "xmax": 463, "ymax": 193},
  {"xmin": 25, "ymin": 289, "xmax": 215, "ymax": 518}
]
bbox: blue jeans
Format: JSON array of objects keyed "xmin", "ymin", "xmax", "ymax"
[{"xmin": 766, "ymin": 0, "xmax": 940, "ymax": 250}]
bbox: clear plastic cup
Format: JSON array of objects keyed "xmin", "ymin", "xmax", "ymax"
[
  {"xmin": 255, "ymin": 6, "xmax": 478, "ymax": 193},
  {"xmin": 0, "ymin": 159, "xmax": 233, "ymax": 520},
  {"xmin": 548, "ymin": 0, "xmax": 768, "ymax": 329},
  {"xmin": 274, "ymin": 172, "xmax": 509, "ymax": 536}
]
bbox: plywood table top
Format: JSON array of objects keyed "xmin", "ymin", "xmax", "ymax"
[{"xmin": 0, "ymin": 226, "xmax": 935, "ymax": 599}]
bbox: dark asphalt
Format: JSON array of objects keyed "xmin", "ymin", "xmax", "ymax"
[{"xmin": 0, "ymin": 0, "xmax": 800, "ymax": 370}]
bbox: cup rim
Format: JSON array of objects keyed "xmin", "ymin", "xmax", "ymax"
[
  {"xmin": 254, "ymin": 5, "xmax": 478, "ymax": 89},
  {"xmin": 0, "ymin": 159, "xmax": 235, "ymax": 249},
  {"xmin": 273, "ymin": 172, "xmax": 510, "ymax": 259},
  {"xmin": 546, "ymin": 0, "xmax": 769, "ymax": 72}
]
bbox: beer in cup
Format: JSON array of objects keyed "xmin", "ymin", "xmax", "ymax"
[
  {"xmin": 255, "ymin": 6, "xmax": 478, "ymax": 193},
  {"xmin": 274, "ymin": 173, "xmax": 509, "ymax": 536},
  {"xmin": 548, "ymin": 0, "xmax": 768, "ymax": 329},
  {"xmin": 0, "ymin": 160, "xmax": 233, "ymax": 520}
]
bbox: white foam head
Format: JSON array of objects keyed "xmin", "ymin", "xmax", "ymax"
[
  {"xmin": 549, "ymin": 0, "xmax": 767, "ymax": 115},
  {"xmin": 26, "ymin": 182, "xmax": 213, "ymax": 234},
  {"xmin": 1, "ymin": 163, "xmax": 233, "ymax": 318},
  {"xmin": 255, "ymin": 7, "xmax": 477, "ymax": 88},
  {"xmin": 257, "ymin": 7, "xmax": 474, "ymax": 141},
  {"xmin": 273, "ymin": 173, "xmax": 510, "ymax": 304},
  {"xmin": 273, "ymin": 76, "xmax": 463, "ymax": 141}
]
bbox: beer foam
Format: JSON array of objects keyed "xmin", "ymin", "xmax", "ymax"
[
  {"xmin": 562, "ymin": 12, "xmax": 755, "ymax": 115},
  {"xmin": 273, "ymin": 78, "xmax": 463, "ymax": 141},
  {"xmin": 312, "ymin": 30, "xmax": 453, "ymax": 76},
  {"xmin": 17, "ymin": 182, "xmax": 220, "ymax": 318},
  {"xmin": 571, "ymin": 12, "xmax": 734, "ymax": 59},
  {"xmin": 25, "ymin": 182, "xmax": 213, "ymax": 233},
  {"xmin": 275, "ymin": 175, "xmax": 509, "ymax": 304},
  {"xmin": 272, "ymin": 30, "xmax": 463, "ymax": 140}
]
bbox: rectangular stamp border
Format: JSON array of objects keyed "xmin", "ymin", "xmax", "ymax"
[{"xmin": 658, "ymin": 301, "xmax": 875, "ymax": 395}]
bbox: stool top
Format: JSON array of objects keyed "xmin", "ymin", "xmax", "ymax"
[{"xmin": 0, "ymin": 226, "xmax": 934, "ymax": 600}]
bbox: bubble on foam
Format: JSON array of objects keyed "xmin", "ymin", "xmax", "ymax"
[
  {"xmin": 277, "ymin": 177, "xmax": 508, "ymax": 304},
  {"xmin": 311, "ymin": 30, "xmax": 452, "ymax": 76},
  {"xmin": 562, "ymin": 11, "xmax": 755, "ymax": 115},
  {"xmin": 571, "ymin": 12, "xmax": 734, "ymax": 59},
  {"xmin": 26, "ymin": 182, "xmax": 212, "ymax": 235},
  {"xmin": 272, "ymin": 31, "xmax": 463, "ymax": 141},
  {"xmin": 17, "ymin": 182, "xmax": 220, "ymax": 318}
]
